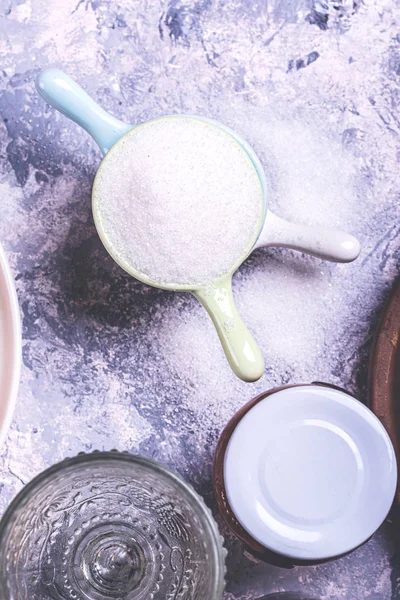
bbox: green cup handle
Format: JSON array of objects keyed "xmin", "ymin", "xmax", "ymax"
[
  {"xmin": 36, "ymin": 69, "xmax": 132, "ymax": 155},
  {"xmin": 194, "ymin": 276, "xmax": 264, "ymax": 382}
]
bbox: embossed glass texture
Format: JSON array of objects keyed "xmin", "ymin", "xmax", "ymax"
[
  {"xmin": 0, "ymin": 452, "xmax": 225, "ymax": 599},
  {"xmin": 258, "ymin": 595, "xmax": 320, "ymax": 600}
]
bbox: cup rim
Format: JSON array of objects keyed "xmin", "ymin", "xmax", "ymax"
[{"xmin": 91, "ymin": 114, "xmax": 266, "ymax": 291}]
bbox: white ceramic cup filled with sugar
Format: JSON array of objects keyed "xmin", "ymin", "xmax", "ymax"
[{"xmin": 36, "ymin": 69, "xmax": 361, "ymax": 382}]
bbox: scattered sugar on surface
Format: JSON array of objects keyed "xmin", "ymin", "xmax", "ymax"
[
  {"xmin": 211, "ymin": 101, "xmax": 359, "ymax": 231},
  {"xmin": 95, "ymin": 117, "xmax": 263, "ymax": 287},
  {"xmin": 150, "ymin": 105, "xmax": 368, "ymax": 447},
  {"xmin": 157, "ymin": 258, "xmax": 337, "ymax": 440}
]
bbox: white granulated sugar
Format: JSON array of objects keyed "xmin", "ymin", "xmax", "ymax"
[
  {"xmin": 212, "ymin": 101, "xmax": 359, "ymax": 231},
  {"xmin": 250, "ymin": 119, "xmax": 357, "ymax": 228},
  {"xmin": 94, "ymin": 117, "xmax": 263, "ymax": 286}
]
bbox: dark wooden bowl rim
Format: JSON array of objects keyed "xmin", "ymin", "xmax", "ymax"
[{"xmin": 368, "ymin": 278, "xmax": 400, "ymax": 505}]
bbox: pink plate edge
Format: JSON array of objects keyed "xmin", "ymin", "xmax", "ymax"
[{"xmin": 0, "ymin": 243, "xmax": 21, "ymax": 450}]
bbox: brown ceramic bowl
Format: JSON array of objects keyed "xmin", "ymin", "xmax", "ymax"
[{"xmin": 213, "ymin": 382, "xmax": 395, "ymax": 567}]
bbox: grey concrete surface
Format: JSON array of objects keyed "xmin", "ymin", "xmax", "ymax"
[{"xmin": 0, "ymin": 0, "xmax": 400, "ymax": 598}]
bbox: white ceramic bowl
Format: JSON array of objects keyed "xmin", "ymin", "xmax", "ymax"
[{"xmin": 0, "ymin": 244, "xmax": 21, "ymax": 449}]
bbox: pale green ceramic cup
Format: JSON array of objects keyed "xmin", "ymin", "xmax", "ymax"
[{"xmin": 36, "ymin": 69, "xmax": 360, "ymax": 382}]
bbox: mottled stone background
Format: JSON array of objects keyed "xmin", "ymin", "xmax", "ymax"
[{"xmin": 0, "ymin": 0, "xmax": 400, "ymax": 598}]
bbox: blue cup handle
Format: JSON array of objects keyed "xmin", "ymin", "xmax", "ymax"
[{"xmin": 36, "ymin": 69, "xmax": 133, "ymax": 155}]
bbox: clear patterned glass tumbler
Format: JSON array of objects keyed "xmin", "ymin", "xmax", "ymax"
[{"xmin": 0, "ymin": 452, "xmax": 226, "ymax": 599}]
